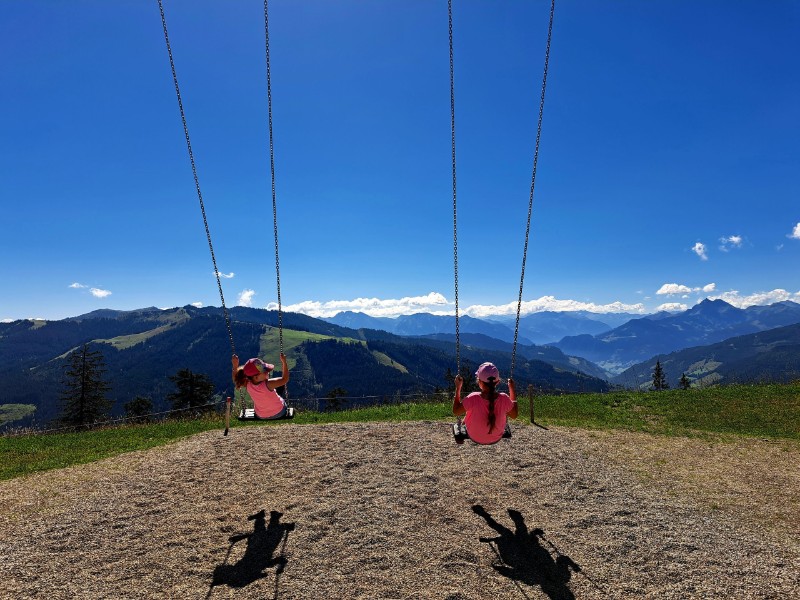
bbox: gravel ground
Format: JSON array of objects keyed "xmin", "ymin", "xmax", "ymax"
[{"xmin": 1, "ymin": 421, "xmax": 798, "ymax": 599}]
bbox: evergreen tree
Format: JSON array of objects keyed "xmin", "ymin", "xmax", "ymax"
[
  {"xmin": 458, "ymin": 365, "xmax": 480, "ymax": 396},
  {"xmin": 651, "ymin": 360, "xmax": 669, "ymax": 391},
  {"xmin": 167, "ymin": 369, "xmax": 215, "ymax": 412},
  {"xmin": 124, "ymin": 395, "xmax": 154, "ymax": 422},
  {"xmin": 444, "ymin": 367, "xmax": 456, "ymax": 399},
  {"xmin": 679, "ymin": 373, "xmax": 691, "ymax": 390},
  {"xmin": 59, "ymin": 343, "xmax": 112, "ymax": 427},
  {"xmin": 324, "ymin": 387, "xmax": 348, "ymax": 412}
]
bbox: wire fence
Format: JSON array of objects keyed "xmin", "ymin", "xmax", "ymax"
[{"xmin": 1, "ymin": 400, "xmax": 222, "ymax": 438}]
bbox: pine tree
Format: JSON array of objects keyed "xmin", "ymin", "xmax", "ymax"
[
  {"xmin": 59, "ymin": 343, "xmax": 112, "ymax": 427},
  {"xmin": 167, "ymin": 369, "xmax": 216, "ymax": 412},
  {"xmin": 324, "ymin": 387, "xmax": 348, "ymax": 412},
  {"xmin": 124, "ymin": 396, "xmax": 154, "ymax": 422},
  {"xmin": 651, "ymin": 360, "xmax": 669, "ymax": 391},
  {"xmin": 679, "ymin": 373, "xmax": 691, "ymax": 390}
]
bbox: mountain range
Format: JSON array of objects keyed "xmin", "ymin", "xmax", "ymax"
[
  {"xmin": 324, "ymin": 309, "xmax": 635, "ymax": 345},
  {"xmin": 327, "ymin": 300, "xmax": 800, "ymax": 378},
  {"xmin": 612, "ymin": 322, "xmax": 800, "ymax": 389},
  {"xmin": 551, "ymin": 300, "xmax": 800, "ymax": 374},
  {"xmin": 4, "ymin": 299, "xmax": 799, "ymax": 429}
]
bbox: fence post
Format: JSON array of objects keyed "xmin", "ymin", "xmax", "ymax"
[
  {"xmin": 224, "ymin": 396, "xmax": 231, "ymax": 436},
  {"xmin": 528, "ymin": 384, "xmax": 535, "ymax": 425}
]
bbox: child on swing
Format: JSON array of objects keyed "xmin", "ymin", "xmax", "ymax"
[
  {"xmin": 232, "ymin": 353, "xmax": 291, "ymax": 419},
  {"xmin": 453, "ymin": 362, "xmax": 517, "ymax": 444}
]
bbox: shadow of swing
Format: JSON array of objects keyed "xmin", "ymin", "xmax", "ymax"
[
  {"xmin": 207, "ymin": 509, "xmax": 295, "ymax": 599},
  {"xmin": 472, "ymin": 504, "xmax": 590, "ymax": 600}
]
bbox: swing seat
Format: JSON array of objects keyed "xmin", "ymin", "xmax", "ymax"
[
  {"xmin": 237, "ymin": 407, "xmax": 295, "ymax": 421},
  {"xmin": 452, "ymin": 421, "xmax": 512, "ymax": 444}
]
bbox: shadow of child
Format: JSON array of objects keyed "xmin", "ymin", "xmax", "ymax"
[
  {"xmin": 211, "ymin": 509, "xmax": 296, "ymax": 591},
  {"xmin": 473, "ymin": 504, "xmax": 580, "ymax": 600}
]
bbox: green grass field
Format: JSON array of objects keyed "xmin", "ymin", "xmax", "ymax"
[
  {"xmin": 2, "ymin": 382, "xmax": 798, "ymax": 481},
  {"xmin": 0, "ymin": 404, "xmax": 36, "ymax": 426}
]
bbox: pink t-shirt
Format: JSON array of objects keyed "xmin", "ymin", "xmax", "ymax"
[
  {"xmin": 462, "ymin": 392, "xmax": 514, "ymax": 444},
  {"xmin": 246, "ymin": 381, "xmax": 286, "ymax": 418}
]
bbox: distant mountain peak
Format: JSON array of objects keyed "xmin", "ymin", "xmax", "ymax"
[{"xmin": 689, "ymin": 298, "xmax": 736, "ymax": 313}]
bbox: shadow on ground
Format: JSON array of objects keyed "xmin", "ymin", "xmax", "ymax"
[
  {"xmin": 473, "ymin": 504, "xmax": 581, "ymax": 600},
  {"xmin": 208, "ymin": 509, "xmax": 295, "ymax": 598}
]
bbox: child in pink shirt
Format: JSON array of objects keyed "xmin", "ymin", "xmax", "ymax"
[
  {"xmin": 453, "ymin": 362, "xmax": 517, "ymax": 444},
  {"xmin": 232, "ymin": 353, "xmax": 290, "ymax": 419}
]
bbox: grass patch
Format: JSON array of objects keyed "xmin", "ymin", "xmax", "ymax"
[
  {"xmin": 530, "ymin": 383, "xmax": 800, "ymax": 439},
  {"xmin": 371, "ymin": 351, "xmax": 408, "ymax": 373},
  {"xmin": 0, "ymin": 417, "xmax": 222, "ymax": 481},
  {"xmin": 2, "ymin": 383, "xmax": 798, "ymax": 481},
  {"xmin": 260, "ymin": 328, "xmax": 363, "ymax": 370},
  {"xmin": 0, "ymin": 404, "xmax": 37, "ymax": 426},
  {"xmin": 103, "ymin": 324, "xmax": 174, "ymax": 350}
]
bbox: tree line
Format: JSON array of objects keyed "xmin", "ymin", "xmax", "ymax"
[{"xmin": 57, "ymin": 343, "xmax": 217, "ymax": 428}]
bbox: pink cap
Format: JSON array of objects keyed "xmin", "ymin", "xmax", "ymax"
[
  {"xmin": 476, "ymin": 362, "xmax": 500, "ymax": 383},
  {"xmin": 243, "ymin": 358, "xmax": 274, "ymax": 377}
]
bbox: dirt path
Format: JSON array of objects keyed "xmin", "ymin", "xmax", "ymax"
[{"xmin": 1, "ymin": 421, "xmax": 798, "ymax": 599}]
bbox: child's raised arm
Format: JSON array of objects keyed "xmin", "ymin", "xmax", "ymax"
[
  {"xmin": 268, "ymin": 353, "xmax": 290, "ymax": 390},
  {"xmin": 507, "ymin": 378, "xmax": 519, "ymax": 419},
  {"xmin": 452, "ymin": 374, "xmax": 465, "ymax": 416},
  {"xmin": 231, "ymin": 354, "xmax": 240, "ymax": 384}
]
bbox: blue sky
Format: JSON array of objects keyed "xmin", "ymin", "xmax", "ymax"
[{"xmin": 2, "ymin": 0, "xmax": 799, "ymax": 322}]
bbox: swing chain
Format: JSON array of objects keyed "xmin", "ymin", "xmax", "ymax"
[
  {"xmin": 449, "ymin": 0, "xmax": 460, "ymax": 373},
  {"xmin": 510, "ymin": 0, "xmax": 555, "ymax": 379},
  {"xmin": 264, "ymin": 0, "xmax": 284, "ymax": 355},
  {"xmin": 158, "ymin": 0, "xmax": 235, "ymax": 356}
]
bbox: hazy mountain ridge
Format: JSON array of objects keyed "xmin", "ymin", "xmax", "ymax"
[
  {"xmin": 325, "ymin": 309, "xmax": 639, "ymax": 345},
  {"xmin": 613, "ymin": 322, "xmax": 800, "ymax": 389},
  {"xmin": 324, "ymin": 312, "xmax": 533, "ymax": 345},
  {"xmin": 552, "ymin": 300, "xmax": 800, "ymax": 373}
]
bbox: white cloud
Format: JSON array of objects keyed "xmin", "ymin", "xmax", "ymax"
[
  {"xmin": 789, "ymin": 223, "xmax": 800, "ymax": 240},
  {"xmin": 707, "ymin": 288, "xmax": 800, "ymax": 308},
  {"xmin": 277, "ymin": 292, "xmax": 449, "ymax": 318},
  {"xmin": 238, "ymin": 289, "xmax": 256, "ymax": 307},
  {"xmin": 657, "ymin": 283, "xmax": 692, "ymax": 295},
  {"xmin": 718, "ymin": 235, "xmax": 743, "ymax": 252},
  {"xmin": 463, "ymin": 296, "xmax": 646, "ymax": 318},
  {"xmin": 191, "ymin": 302, "xmax": 203, "ymax": 308},
  {"xmin": 276, "ymin": 292, "xmax": 646, "ymax": 319},
  {"xmin": 657, "ymin": 302, "xmax": 688, "ymax": 312},
  {"xmin": 215, "ymin": 271, "xmax": 235, "ymax": 279},
  {"xmin": 71, "ymin": 282, "xmax": 113, "ymax": 299},
  {"xmin": 691, "ymin": 242, "xmax": 708, "ymax": 260},
  {"xmin": 657, "ymin": 282, "xmax": 716, "ymax": 295},
  {"xmin": 1, "ymin": 318, "xmax": 12, "ymax": 323}
]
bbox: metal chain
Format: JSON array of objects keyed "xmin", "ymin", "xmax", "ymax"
[
  {"xmin": 263, "ymin": 0, "xmax": 289, "ymax": 404},
  {"xmin": 448, "ymin": 0, "xmax": 460, "ymax": 374},
  {"xmin": 264, "ymin": 0, "xmax": 284, "ymax": 356},
  {"xmin": 510, "ymin": 0, "xmax": 555, "ymax": 380},
  {"xmin": 158, "ymin": 0, "xmax": 236, "ymax": 355}
]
